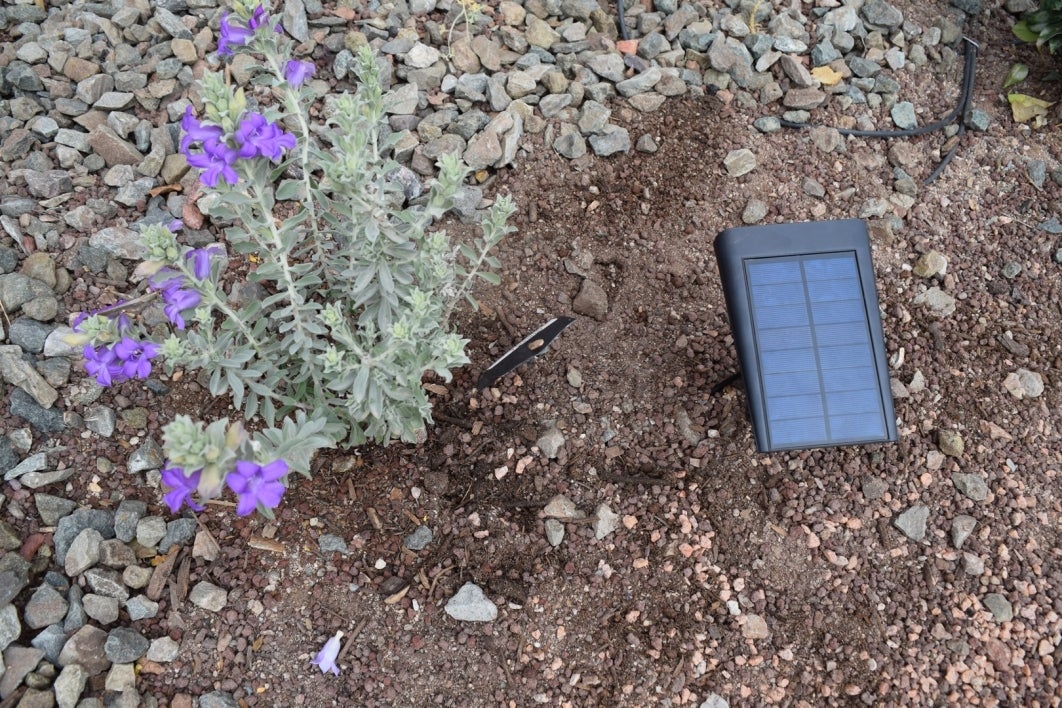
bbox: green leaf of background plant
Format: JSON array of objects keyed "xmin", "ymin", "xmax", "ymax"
[
  {"xmin": 1003, "ymin": 63, "xmax": 1029, "ymax": 89},
  {"xmin": 1013, "ymin": 20, "xmax": 1039, "ymax": 43}
]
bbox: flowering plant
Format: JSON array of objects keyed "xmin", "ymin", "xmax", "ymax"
[{"xmin": 72, "ymin": 1, "xmax": 513, "ymax": 517}]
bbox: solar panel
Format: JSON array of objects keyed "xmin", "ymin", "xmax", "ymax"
[{"xmin": 714, "ymin": 219, "xmax": 897, "ymax": 452}]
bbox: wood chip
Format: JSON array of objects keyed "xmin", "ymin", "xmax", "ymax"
[
  {"xmin": 176, "ymin": 554, "xmax": 191, "ymax": 603},
  {"xmin": 248, "ymin": 536, "xmax": 285, "ymax": 554},
  {"xmin": 146, "ymin": 546, "xmax": 180, "ymax": 601}
]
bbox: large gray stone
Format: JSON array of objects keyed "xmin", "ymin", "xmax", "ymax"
[
  {"xmin": 893, "ymin": 505, "xmax": 929, "ymax": 541},
  {"xmin": 58, "ymin": 625, "xmax": 111, "ymax": 675},
  {"xmin": 24, "ymin": 584, "xmax": 69, "ymax": 629},
  {"xmin": 104, "ymin": 627, "xmax": 149, "ymax": 663},
  {"xmin": 444, "ymin": 582, "xmax": 498, "ymax": 622},
  {"xmin": 54, "ymin": 509, "xmax": 115, "ymax": 565}
]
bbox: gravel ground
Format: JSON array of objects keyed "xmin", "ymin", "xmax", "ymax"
[{"xmin": 1, "ymin": 0, "xmax": 1061, "ymax": 705}]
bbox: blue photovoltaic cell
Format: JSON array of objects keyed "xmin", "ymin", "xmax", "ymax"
[{"xmin": 745, "ymin": 253, "xmax": 888, "ymax": 448}]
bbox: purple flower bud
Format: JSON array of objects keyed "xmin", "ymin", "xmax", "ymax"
[
  {"xmin": 167, "ymin": 219, "xmax": 184, "ymax": 232},
  {"xmin": 161, "ymin": 466, "xmax": 206, "ymax": 514},
  {"xmin": 284, "ymin": 60, "xmax": 316, "ymax": 88},
  {"xmin": 186, "ymin": 247, "xmax": 218, "ymax": 281},
  {"xmin": 226, "ymin": 459, "xmax": 289, "ymax": 516}
]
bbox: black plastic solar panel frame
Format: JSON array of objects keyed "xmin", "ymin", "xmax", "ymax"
[{"xmin": 714, "ymin": 219, "xmax": 897, "ymax": 453}]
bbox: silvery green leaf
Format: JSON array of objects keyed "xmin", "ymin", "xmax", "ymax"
[{"xmin": 276, "ymin": 180, "xmax": 305, "ymax": 201}]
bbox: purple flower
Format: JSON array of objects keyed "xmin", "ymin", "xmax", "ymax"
[
  {"xmin": 180, "ymin": 107, "xmax": 224, "ymax": 154},
  {"xmin": 149, "ymin": 274, "xmax": 202, "ymax": 329},
  {"xmin": 186, "ymin": 247, "xmax": 217, "ymax": 281},
  {"xmin": 161, "ymin": 466, "xmax": 206, "ymax": 513},
  {"xmin": 311, "ymin": 631, "xmax": 344, "ymax": 675},
  {"xmin": 285, "ymin": 60, "xmax": 316, "ymax": 88},
  {"xmin": 218, "ymin": 12, "xmax": 255, "ymax": 55},
  {"xmin": 226, "ymin": 459, "xmax": 289, "ymax": 516},
  {"xmin": 164, "ymin": 288, "xmax": 202, "ymax": 330},
  {"xmin": 113, "ymin": 337, "xmax": 160, "ymax": 380},
  {"xmin": 167, "ymin": 219, "xmax": 183, "ymax": 232},
  {"xmin": 83, "ymin": 344, "xmax": 123, "ymax": 386},
  {"xmin": 233, "ymin": 113, "xmax": 296, "ymax": 161},
  {"xmin": 248, "ymin": 4, "xmax": 283, "ymax": 32},
  {"xmin": 186, "ymin": 139, "xmax": 239, "ymax": 188}
]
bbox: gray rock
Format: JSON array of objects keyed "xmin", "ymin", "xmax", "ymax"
[
  {"xmin": 124, "ymin": 596, "xmax": 159, "ymax": 621},
  {"xmin": 573, "ymin": 279, "xmax": 608, "ymax": 319},
  {"xmin": 55, "ymin": 509, "xmax": 115, "ymax": 565},
  {"xmin": 982, "ymin": 593, "xmax": 1013, "ymax": 622},
  {"xmin": 444, "ymin": 582, "xmax": 498, "ymax": 622},
  {"xmin": 403, "ymin": 525, "xmax": 433, "ymax": 551},
  {"xmin": 951, "ymin": 515, "xmax": 977, "ymax": 549},
  {"xmin": 84, "ymin": 405, "xmax": 116, "ymax": 437},
  {"xmin": 939, "ymin": 429, "xmax": 965, "ymax": 457},
  {"xmin": 158, "ymin": 517, "xmax": 196, "ymax": 553},
  {"xmin": 0, "ymin": 347, "xmax": 54, "ymax": 407},
  {"xmin": 616, "ymin": 67, "xmax": 662, "ymax": 97},
  {"xmin": 593, "ymin": 503, "xmax": 619, "ymax": 540},
  {"xmin": 189, "ymin": 581, "xmax": 228, "ymax": 612},
  {"xmin": 543, "ymin": 494, "xmax": 581, "ymax": 520},
  {"xmin": 65, "ymin": 528, "xmax": 103, "ymax": 576},
  {"xmin": 893, "ymin": 505, "xmax": 929, "ymax": 541},
  {"xmin": 58, "ymin": 625, "xmax": 111, "ymax": 675},
  {"xmin": 25, "ymin": 170, "xmax": 73, "ymax": 199},
  {"xmin": 283, "ymin": 0, "xmax": 309, "ymax": 42},
  {"xmin": 200, "ymin": 691, "xmax": 240, "ymax": 708},
  {"xmin": 54, "ymin": 663, "xmax": 89, "ymax": 708},
  {"xmin": 724, "ymin": 148, "xmax": 756, "ymax": 177},
  {"xmin": 83, "ymin": 568, "xmax": 128, "ymax": 602},
  {"xmin": 536, "ymin": 426, "xmax": 566, "ymax": 459},
  {"xmin": 913, "ymin": 287, "xmax": 956, "ymax": 317},
  {"xmin": 890, "ymin": 101, "xmax": 917, "ymax": 130},
  {"xmin": 952, "ymin": 473, "xmax": 988, "ymax": 502},
  {"xmin": 586, "ymin": 54, "xmax": 626, "ymax": 82},
  {"xmin": 31, "ymin": 624, "xmax": 66, "ymax": 665},
  {"xmin": 588, "ymin": 125, "xmax": 630, "ymax": 156},
  {"xmin": 113, "ymin": 500, "xmax": 147, "ymax": 543},
  {"xmin": 635, "ymin": 134, "xmax": 659, "ymax": 153},
  {"xmin": 127, "ymin": 438, "xmax": 164, "ymax": 474},
  {"xmin": 962, "ymin": 552, "xmax": 985, "ymax": 575},
  {"xmin": 24, "ymin": 585, "xmax": 68, "ymax": 630},
  {"xmin": 544, "ymin": 518, "xmax": 565, "ymax": 547},
  {"xmin": 1004, "ymin": 368, "xmax": 1044, "ymax": 399},
  {"xmin": 861, "ymin": 0, "xmax": 904, "ymax": 29},
  {"xmin": 4, "ymin": 451, "xmax": 48, "ymax": 482},
  {"xmin": 104, "ymin": 627, "xmax": 149, "ymax": 663},
  {"xmin": 0, "ymin": 273, "xmax": 52, "ymax": 312},
  {"xmin": 10, "ymin": 389, "xmax": 64, "ymax": 433},
  {"xmin": 63, "ymin": 586, "xmax": 87, "ymax": 633},
  {"xmin": 553, "ymin": 130, "xmax": 586, "ymax": 159},
  {"xmin": 318, "ymin": 534, "xmax": 348, "ymax": 554},
  {"xmin": 7, "ymin": 319, "xmax": 54, "ymax": 354},
  {"xmin": 0, "ymin": 605, "xmax": 21, "ymax": 651},
  {"xmin": 154, "ymin": 6, "xmax": 193, "ymax": 38},
  {"xmin": 0, "ymin": 560, "xmax": 31, "ymax": 608},
  {"xmin": 1, "ymin": 646, "xmax": 45, "ymax": 698},
  {"xmin": 89, "ymin": 227, "xmax": 146, "ymax": 260},
  {"xmin": 136, "ymin": 516, "xmax": 166, "ymax": 548},
  {"xmin": 741, "ymin": 198, "xmax": 768, "ymax": 224},
  {"xmin": 98, "ymin": 539, "xmax": 135, "ymax": 568},
  {"xmin": 146, "ymin": 636, "xmax": 180, "ymax": 663},
  {"xmin": 862, "ymin": 477, "xmax": 888, "ymax": 500},
  {"xmin": 700, "ymin": 694, "xmax": 730, "ymax": 708},
  {"xmin": 82, "ymin": 594, "xmax": 120, "ymax": 625},
  {"xmin": 964, "ymin": 108, "xmax": 990, "ymax": 131},
  {"xmin": 34, "ymin": 494, "xmax": 78, "ymax": 526},
  {"xmin": 88, "ymin": 125, "xmax": 143, "ymax": 167}
]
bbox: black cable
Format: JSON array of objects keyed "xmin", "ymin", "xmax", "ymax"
[
  {"xmin": 780, "ymin": 36, "xmax": 979, "ymax": 183},
  {"xmin": 616, "ymin": 0, "xmax": 629, "ymax": 41}
]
